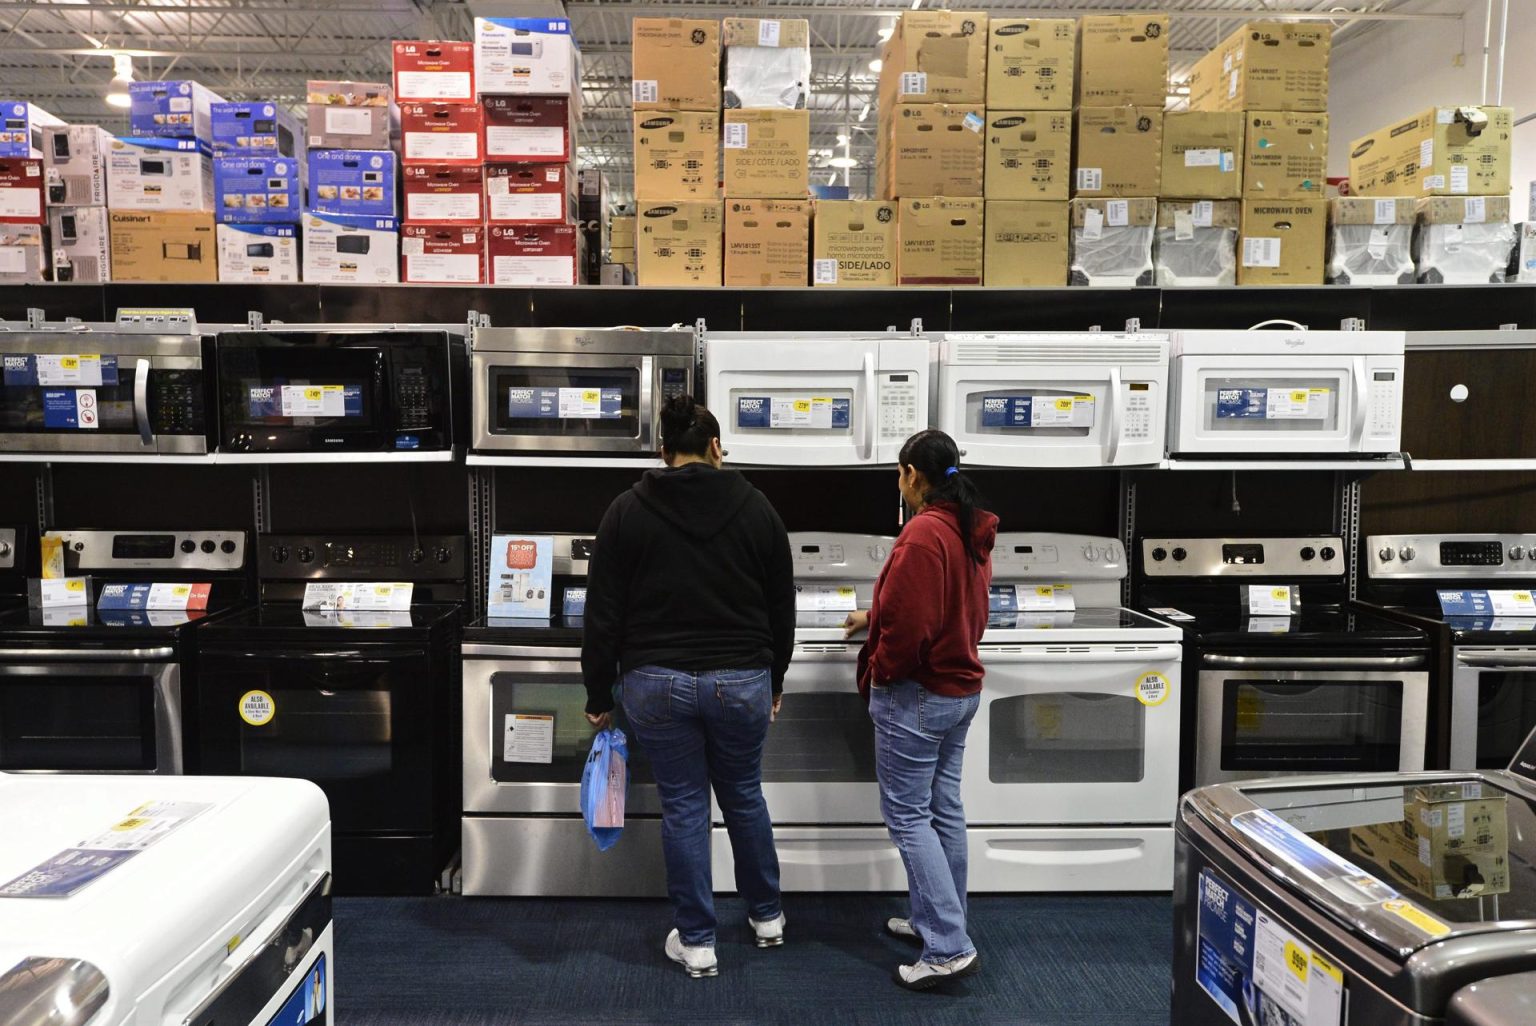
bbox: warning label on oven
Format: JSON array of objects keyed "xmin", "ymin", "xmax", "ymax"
[
  {"xmin": 507, "ymin": 387, "xmax": 622, "ymax": 420},
  {"xmin": 736, "ymin": 395, "xmax": 851, "ymax": 430},
  {"xmin": 247, "ymin": 383, "xmax": 363, "ymax": 418},
  {"xmin": 1215, "ymin": 388, "xmax": 1331, "ymax": 420},
  {"xmin": 41, "ymin": 388, "xmax": 98, "ymax": 430},
  {"xmin": 980, "ymin": 395, "xmax": 1095, "ymax": 429},
  {"xmin": 504, "ymin": 713, "xmax": 554, "ymax": 764}
]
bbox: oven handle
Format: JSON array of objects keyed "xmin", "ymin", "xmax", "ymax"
[
  {"xmin": 859, "ymin": 351, "xmax": 876, "ymax": 462},
  {"xmin": 134, "ymin": 357, "xmax": 153, "ymax": 446},
  {"xmin": 638, "ymin": 355, "xmax": 654, "ymax": 450},
  {"xmin": 1201, "ymin": 653, "xmax": 1426, "ymax": 670},
  {"xmin": 0, "ymin": 646, "xmax": 175, "ymax": 662},
  {"xmin": 1104, "ymin": 367, "xmax": 1122, "ymax": 466},
  {"xmin": 1455, "ymin": 651, "xmax": 1536, "ymax": 668},
  {"xmin": 1349, "ymin": 357, "xmax": 1367, "ymax": 448}
]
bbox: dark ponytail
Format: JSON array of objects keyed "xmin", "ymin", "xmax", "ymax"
[
  {"xmin": 658, "ymin": 394, "xmax": 720, "ymax": 457},
  {"xmin": 899, "ymin": 428, "xmax": 987, "ymax": 567}
]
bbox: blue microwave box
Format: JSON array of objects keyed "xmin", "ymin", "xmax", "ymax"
[
  {"xmin": 210, "ymin": 102, "xmax": 300, "ymax": 156},
  {"xmin": 128, "ymin": 80, "xmax": 226, "ymax": 142},
  {"xmin": 0, "ymin": 101, "xmax": 65, "ymax": 159},
  {"xmin": 307, "ymin": 149, "xmax": 397, "ymax": 218},
  {"xmin": 214, "ymin": 155, "xmax": 305, "ymax": 222}
]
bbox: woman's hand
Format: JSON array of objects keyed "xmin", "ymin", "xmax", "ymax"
[
  {"xmin": 771, "ymin": 692, "xmax": 783, "ymax": 723},
  {"xmin": 843, "ymin": 609, "xmax": 870, "ymax": 639},
  {"xmin": 585, "ymin": 710, "xmax": 613, "ymax": 731}
]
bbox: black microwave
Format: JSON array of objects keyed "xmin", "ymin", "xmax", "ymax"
[{"xmin": 215, "ymin": 329, "xmax": 456, "ymax": 453}]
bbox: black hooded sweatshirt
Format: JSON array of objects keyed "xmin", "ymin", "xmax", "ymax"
[{"xmin": 581, "ymin": 462, "xmax": 795, "ymax": 715}]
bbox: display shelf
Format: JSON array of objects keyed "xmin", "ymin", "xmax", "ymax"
[
  {"xmin": 1165, "ymin": 457, "xmax": 1407, "ymax": 472},
  {"xmin": 466, "ymin": 454, "xmax": 662, "ymax": 469},
  {"xmin": 0, "ymin": 453, "xmax": 219, "ymax": 465},
  {"xmin": 214, "ymin": 451, "xmax": 457, "ymax": 465},
  {"xmin": 1406, "ymin": 459, "xmax": 1536, "ymax": 472}
]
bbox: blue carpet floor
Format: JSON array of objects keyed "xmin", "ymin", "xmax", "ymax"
[{"xmin": 334, "ymin": 893, "xmax": 1172, "ymax": 1025}]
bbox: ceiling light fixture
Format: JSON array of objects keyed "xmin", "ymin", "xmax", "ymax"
[
  {"xmin": 828, "ymin": 156, "xmax": 856, "ymax": 169},
  {"xmin": 868, "ymin": 58, "xmax": 883, "ymax": 73},
  {"xmin": 858, "ymin": 102, "xmax": 870, "ymax": 122},
  {"xmin": 105, "ymin": 53, "xmax": 134, "ymax": 109}
]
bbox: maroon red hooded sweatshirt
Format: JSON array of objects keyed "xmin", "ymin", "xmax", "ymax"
[{"xmin": 857, "ymin": 501, "xmax": 999, "ymax": 700}]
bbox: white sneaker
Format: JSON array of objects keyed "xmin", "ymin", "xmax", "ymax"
[
  {"xmin": 749, "ymin": 912, "xmax": 786, "ymax": 948},
  {"xmin": 895, "ymin": 951, "xmax": 981, "ymax": 991},
  {"xmin": 665, "ymin": 929, "xmax": 718, "ymax": 978},
  {"xmin": 884, "ymin": 917, "xmax": 919, "ymax": 943}
]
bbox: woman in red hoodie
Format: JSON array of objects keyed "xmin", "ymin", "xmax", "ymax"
[{"xmin": 844, "ymin": 428, "xmax": 998, "ymax": 991}]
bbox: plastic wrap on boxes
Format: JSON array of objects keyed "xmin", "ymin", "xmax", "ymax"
[
  {"xmin": 725, "ymin": 47, "xmax": 811, "ymax": 109},
  {"xmin": 1070, "ymin": 213, "xmax": 1154, "ymax": 287},
  {"xmin": 1328, "ymin": 224, "xmax": 1415, "ymax": 285},
  {"xmin": 1154, "ymin": 202, "xmax": 1237, "ymax": 286},
  {"xmin": 1513, "ymin": 223, "xmax": 1536, "ymax": 283},
  {"xmin": 1415, "ymin": 221, "xmax": 1517, "ymax": 284}
]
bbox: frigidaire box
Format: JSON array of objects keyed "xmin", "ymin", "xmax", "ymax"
[
  {"xmin": 483, "ymin": 96, "xmax": 576, "ymax": 164},
  {"xmin": 0, "ymin": 223, "xmax": 45, "ymax": 282},
  {"xmin": 898, "ymin": 196, "xmax": 983, "ymax": 285},
  {"xmin": 216, "ymin": 223, "xmax": 299, "ymax": 283},
  {"xmin": 1161, "ymin": 112, "xmax": 1245, "ymax": 200},
  {"xmin": 485, "ymin": 162, "xmax": 576, "ymax": 224},
  {"xmin": 984, "ymin": 199, "xmax": 1069, "ymax": 286},
  {"xmin": 401, "ymin": 102, "xmax": 483, "ymax": 166},
  {"xmin": 487, "ymin": 223, "xmax": 582, "ymax": 286},
  {"xmin": 48, "ymin": 206, "xmax": 111, "ymax": 282},
  {"xmin": 879, "ymin": 11, "xmax": 988, "ymax": 107},
  {"xmin": 0, "ymin": 101, "xmax": 64, "ymax": 159},
  {"xmin": 1077, "ymin": 15, "xmax": 1169, "ymax": 107},
  {"xmin": 637, "ymin": 200, "xmax": 724, "ymax": 286},
  {"xmin": 106, "ymin": 138, "xmax": 213, "ymax": 211},
  {"xmin": 306, "ymin": 80, "xmax": 397, "ymax": 151},
  {"xmin": 213, "ymin": 156, "xmax": 304, "ymax": 223},
  {"xmin": 307, "ymin": 149, "xmax": 397, "ymax": 218},
  {"xmin": 302, "ymin": 212, "xmax": 399, "ymax": 284},
  {"xmin": 0, "ymin": 158, "xmax": 45, "ymax": 223},
  {"xmin": 42, "ymin": 126, "xmax": 112, "ymax": 207},
  {"xmin": 725, "ymin": 199, "xmax": 809, "ymax": 286},
  {"xmin": 812, "ymin": 200, "xmax": 897, "ymax": 287},
  {"xmin": 1074, "ymin": 107, "xmax": 1163, "ymax": 197},
  {"xmin": 985, "ymin": 110, "xmax": 1073, "ymax": 201},
  {"xmin": 724, "ymin": 109, "xmax": 809, "ymax": 198},
  {"xmin": 1188, "ymin": 21, "xmax": 1332, "ymax": 113},
  {"xmin": 633, "ymin": 111, "xmax": 721, "ymax": 201},
  {"xmin": 402, "ymin": 164, "xmax": 484, "ymax": 223},
  {"xmin": 474, "ymin": 17, "xmax": 579, "ymax": 96},
  {"xmin": 108, "ymin": 209, "xmax": 217, "ymax": 282},
  {"xmin": 723, "ymin": 17, "xmax": 812, "ymax": 110},
  {"xmin": 631, "ymin": 18, "xmax": 721, "ymax": 112},
  {"xmin": 1349, "ymin": 106, "xmax": 1513, "ymax": 198},
  {"xmin": 1238, "ymin": 198, "xmax": 1327, "ymax": 285},
  {"xmin": 210, "ymin": 102, "xmax": 299, "ymax": 156},
  {"xmin": 392, "ymin": 40, "xmax": 475, "ymax": 103},
  {"xmin": 987, "ymin": 19, "xmax": 1077, "ymax": 110},
  {"xmin": 401, "ymin": 222, "xmax": 485, "ymax": 284},
  {"xmin": 1244, "ymin": 112, "xmax": 1328, "ymax": 198},
  {"xmin": 128, "ymin": 80, "xmax": 225, "ymax": 142},
  {"xmin": 881, "ymin": 104, "xmax": 985, "ymax": 200}
]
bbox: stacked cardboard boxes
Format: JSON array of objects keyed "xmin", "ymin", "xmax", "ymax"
[
  {"xmin": 304, "ymin": 79, "xmax": 400, "ymax": 284},
  {"xmin": 212, "ymin": 101, "xmax": 305, "ymax": 283},
  {"xmin": 41, "ymin": 125, "xmax": 112, "ymax": 283},
  {"xmin": 0, "ymin": 103, "xmax": 63, "ymax": 283},
  {"xmin": 1155, "ymin": 113, "xmax": 1243, "ymax": 285},
  {"xmin": 608, "ymin": 213, "xmax": 636, "ymax": 284}
]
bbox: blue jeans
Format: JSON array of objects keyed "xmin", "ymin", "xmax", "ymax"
[
  {"xmin": 619, "ymin": 665, "xmax": 781, "ymax": 947},
  {"xmin": 870, "ymin": 680, "xmax": 981, "ymax": 964}
]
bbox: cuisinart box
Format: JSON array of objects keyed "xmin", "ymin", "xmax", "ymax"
[
  {"xmin": 128, "ymin": 80, "xmax": 225, "ymax": 142},
  {"xmin": 108, "ymin": 210, "xmax": 217, "ymax": 282},
  {"xmin": 637, "ymin": 200, "xmax": 724, "ymax": 286},
  {"xmin": 213, "ymin": 156, "xmax": 304, "ymax": 223},
  {"xmin": 302, "ymin": 212, "xmax": 398, "ymax": 284},
  {"xmin": 812, "ymin": 199, "xmax": 897, "ymax": 287},
  {"xmin": 0, "ymin": 158, "xmax": 45, "ymax": 223},
  {"xmin": 487, "ymin": 223, "xmax": 581, "ymax": 286},
  {"xmin": 0, "ymin": 101, "xmax": 64, "ymax": 159},
  {"xmin": 400, "ymin": 102, "xmax": 484, "ymax": 166},
  {"xmin": 392, "ymin": 40, "xmax": 475, "ymax": 103},
  {"xmin": 216, "ymin": 223, "xmax": 299, "ymax": 282},
  {"xmin": 41, "ymin": 125, "xmax": 112, "ymax": 206},
  {"xmin": 485, "ymin": 162, "xmax": 577, "ymax": 224},
  {"xmin": 48, "ymin": 206, "xmax": 111, "ymax": 282},
  {"xmin": 474, "ymin": 17, "xmax": 580, "ymax": 96},
  {"xmin": 402, "ymin": 164, "xmax": 483, "ymax": 223},
  {"xmin": 483, "ymin": 96, "xmax": 576, "ymax": 164},
  {"xmin": 210, "ymin": 102, "xmax": 300, "ymax": 156},
  {"xmin": 401, "ymin": 223, "xmax": 484, "ymax": 284},
  {"xmin": 307, "ymin": 149, "xmax": 397, "ymax": 218},
  {"xmin": 106, "ymin": 137, "xmax": 214, "ymax": 211},
  {"xmin": 306, "ymin": 80, "xmax": 397, "ymax": 151},
  {"xmin": 0, "ymin": 223, "xmax": 45, "ymax": 282}
]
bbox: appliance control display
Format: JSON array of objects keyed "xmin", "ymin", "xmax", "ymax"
[
  {"xmin": 1121, "ymin": 382, "xmax": 1155, "ymax": 444},
  {"xmin": 1142, "ymin": 537, "xmax": 1344, "ymax": 576},
  {"xmin": 660, "ymin": 367, "xmax": 688, "ymax": 402},
  {"xmin": 1440, "ymin": 541, "xmax": 1504, "ymax": 566},
  {"xmin": 324, "ymin": 542, "xmax": 401, "ymax": 568},
  {"xmin": 113, "ymin": 534, "xmax": 177, "ymax": 560},
  {"xmin": 879, "ymin": 372, "xmax": 920, "ymax": 440},
  {"xmin": 260, "ymin": 534, "xmax": 462, "ymax": 580},
  {"xmin": 1221, "ymin": 543, "xmax": 1264, "ymax": 565}
]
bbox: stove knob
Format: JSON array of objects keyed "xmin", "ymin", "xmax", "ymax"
[
  {"xmin": 1299, "ymin": 546, "xmax": 1316, "ymax": 561},
  {"xmin": 297, "ymin": 546, "xmax": 315, "ymax": 564},
  {"xmin": 1171, "ymin": 547, "xmax": 1187, "ymax": 562},
  {"xmin": 1510, "ymin": 545, "xmax": 1526, "ymax": 561},
  {"xmin": 1378, "ymin": 547, "xmax": 1395, "ymax": 562},
  {"xmin": 220, "ymin": 540, "xmax": 236, "ymax": 554},
  {"xmin": 410, "ymin": 548, "xmax": 426, "ymax": 564},
  {"xmin": 869, "ymin": 545, "xmax": 887, "ymax": 562},
  {"xmin": 1400, "ymin": 546, "xmax": 1417, "ymax": 562},
  {"xmin": 1320, "ymin": 546, "xmax": 1337, "ymax": 562},
  {"xmin": 270, "ymin": 545, "xmax": 289, "ymax": 564},
  {"xmin": 200, "ymin": 540, "xmax": 216, "ymax": 554},
  {"xmin": 181, "ymin": 539, "xmax": 196, "ymax": 554},
  {"xmin": 1151, "ymin": 547, "xmax": 1168, "ymax": 562},
  {"xmin": 0, "ymin": 540, "xmax": 10, "ymax": 558},
  {"xmin": 435, "ymin": 547, "xmax": 453, "ymax": 564}
]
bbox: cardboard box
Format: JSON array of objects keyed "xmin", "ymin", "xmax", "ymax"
[
  {"xmin": 401, "ymin": 102, "xmax": 483, "ymax": 166},
  {"xmin": 578, "ymin": 168, "xmax": 608, "ymax": 280},
  {"xmin": 633, "ymin": 111, "xmax": 721, "ymax": 201},
  {"xmin": 48, "ymin": 206, "xmax": 111, "ymax": 282},
  {"xmin": 1155, "ymin": 199, "xmax": 1239, "ymax": 286},
  {"xmin": 1418, "ymin": 195, "xmax": 1512, "ymax": 225},
  {"xmin": 611, "ymin": 214, "xmax": 636, "ymax": 245},
  {"xmin": 1327, "ymin": 197, "xmax": 1416, "ymax": 285},
  {"xmin": 1188, "ymin": 21, "xmax": 1331, "ymax": 113},
  {"xmin": 881, "ymin": 104, "xmax": 985, "ymax": 200},
  {"xmin": 210, "ymin": 102, "xmax": 300, "ymax": 156},
  {"xmin": 1077, "ymin": 15, "xmax": 1169, "ymax": 107},
  {"xmin": 1161, "ymin": 112, "xmax": 1244, "ymax": 200},
  {"xmin": 128, "ymin": 80, "xmax": 224, "ymax": 143},
  {"xmin": 1238, "ymin": 198, "xmax": 1327, "ymax": 284},
  {"xmin": 0, "ymin": 158, "xmax": 44, "ymax": 223},
  {"xmin": 0, "ymin": 101, "xmax": 64, "ymax": 159},
  {"xmin": 725, "ymin": 199, "xmax": 809, "ymax": 286},
  {"xmin": 632, "ymin": 18, "xmax": 721, "ymax": 112},
  {"xmin": 42, "ymin": 126, "xmax": 112, "ymax": 207},
  {"xmin": 216, "ymin": 222, "xmax": 299, "ymax": 282},
  {"xmin": 812, "ymin": 199, "xmax": 898, "ymax": 287},
  {"xmin": 985, "ymin": 110, "xmax": 1072, "ymax": 201},
  {"xmin": 600, "ymin": 263, "xmax": 632, "ymax": 286},
  {"xmin": 403, "ymin": 164, "xmax": 484, "ymax": 223},
  {"xmin": 984, "ymin": 199, "xmax": 1068, "ymax": 286},
  {"xmin": 393, "ymin": 40, "xmax": 475, "ymax": 103},
  {"xmin": 1416, "ymin": 196, "xmax": 1516, "ymax": 284},
  {"xmin": 485, "ymin": 162, "xmax": 576, "ymax": 224},
  {"xmin": 307, "ymin": 149, "xmax": 397, "ymax": 218},
  {"xmin": 108, "ymin": 209, "xmax": 217, "ymax": 282},
  {"xmin": 1348, "ymin": 787, "xmax": 1511, "ymax": 901},
  {"xmin": 1074, "ymin": 107, "xmax": 1163, "ymax": 197},
  {"xmin": 724, "ymin": 109, "xmax": 809, "ymax": 198},
  {"xmin": 483, "ymin": 96, "xmax": 576, "ymax": 164},
  {"xmin": 106, "ymin": 139, "xmax": 213, "ymax": 212},
  {"xmin": 306, "ymin": 81, "xmax": 396, "ymax": 151},
  {"xmin": 987, "ymin": 19, "xmax": 1076, "ymax": 110},
  {"xmin": 723, "ymin": 18, "xmax": 812, "ymax": 110},
  {"xmin": 487, "ymin": 223, "xmax": 581, "ymax": 285},
  {"xmin": 880, "ymin": 11, "xmax": 989, "ymax": 106},
  {"xmin": 302, "ymin": 212, "xmax": 399, "ymax": 284},
  {"xmin": 474, "ymin": 17, "xmax": 579, "ymax": 96},
  {"xmin": 1349, "ymin": 106, "xmax": 1513, "ymax": 198},
  {"xmin": 898, "ymin": 196, "xmax": 983, "ymax": 285},
  {"xmin": 0, "ymin": 222, "xmax": 45, "ymax": 282},
  {"xmin": 637, "ymin": 200, "xmax": 723, "ymax": 286},
  {"xmin": 213, "ymin": 156, "xmax": 304, "ymax": 223},
  {"xmin": 1244, "ymin": 112, "xmax": 1328, "ymax": 198},
  {"xmin": 401, "ymin": 222, "xmax": 484, "ymax": 283},
  {"xmin": 1069, "ymin": 197, "xmax": 1157, "ymax": 286}
]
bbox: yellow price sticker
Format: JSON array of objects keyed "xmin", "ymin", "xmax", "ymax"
[
  {"xmin": 303, "ymin": 387, "xmax": 323, "ymax": 401},
  {"xmin": 65, "ymin": 579, "xmax": 85, "ymax": 592},
  {"xmin": 113, "ymin": 817, "xmax": 149, "ymax": 832},
  {"xmin": 792, "ymin": 400, "xmax": 811, "ymax": 413},
  {"xmin": 1290, "ymin": 390, "xmax": 1309, "ymax": 403},
  {"xmin": 59, "ymin": 356, "xmax": 80, "ymax": 370},
  {"xmin": 582, "ymin": 389, "xmax": 600, "ymax": 403},
  {"xmin": 1516, "ymin": 592, "xmax": 1532, "ymax": 602},
  {"xmin": 1283, "ymin": 941, "xmax": 1309, "ymax": 982},
  {"xmin": 1382, "ymin": 900, "xmax": 1451, "ymax": 937},
  {"xmin": 1054, "ymin": 398, "xmax": 1075, "ymax": 411},
  {"xmin": 1272, "ymin": 587, "xmax": 1289, "ymax": 601},
  {"xmin": 1035, "ymin": 585, "xmax": 1054, "ymax": 597},
  {"xmin": 171, "ymin": 585, "xmax": 189, "ymax": 596}
]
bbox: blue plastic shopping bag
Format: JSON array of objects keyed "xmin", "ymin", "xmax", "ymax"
[{"xmin": 580, "ymin": 727, "xmax": 628, "ymax": 851}]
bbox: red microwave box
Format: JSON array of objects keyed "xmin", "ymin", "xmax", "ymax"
[
  {"xmin": 0, "ymin": 158, "xmax": 45, "ymax": 224},
  {"xmin": 482, "ymin": 96, "xmax": 576, "ymax": 164},
  {"xmin": 402, "ymin": 164, "xmax": 484, "ymax": 223},
  {"xmin": 485, "ymin": 162, "xmax": 576, "ymax": 224},
  {"xmin": 400, "ymin": 102, "xmax": 483, "ymax": 166},
  {"xmin": 401, "ymin": 222, "xmax": 485, "ymax": 283},
  {"xmin": 487, "ymin": 224, "xmax": 582, "ymax": 285},
  {"xmin": 392, "ymin": 40, "xmax": 475, "ymax": 103}
]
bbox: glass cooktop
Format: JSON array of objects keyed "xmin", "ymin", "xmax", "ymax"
[{"xmin": 1158, "ymin": 606, "xmax": 1428, "ymax": 646}]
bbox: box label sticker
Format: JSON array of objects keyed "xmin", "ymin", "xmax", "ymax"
[
  {"xmin": 1419, "ymin": 139, "xmax": 1435, "ymax": 169},
  {"xmin": 1450, "ymin": 165, "xmax": 1470, "ymax": 194},
  {"xmin": 407, "ymin": 192, "xmax": 481, "ymax": 221},
  {"xmin": 1081, "ymin": 207, "xmax": 1104, "ymax": 241},
  {"xmin": 758, "ymin": 19, "xmax": 781, "ymax": 47},
  {"xmin": 404, "ymin": 131, "xmax": 479, "ymax": 162},
  {"xmin": 406, "ymin": 251, "xmax": 480, "ymax": 282},
  {"xmin": 724, "ymin": 122, "xmax": 749, "ymax": 149},
  {"xmin": 324, "ymin": 107, "xmax": 374, "ymax": 136},
  {"xmin": 397, "ymin": 70, "xmax": 471, "ymax": 100},
  {"xmin": 1242, "ymin": 237, "xmax": 1282, "ymax": 268},
  {"xmin": 35, "ymin": 577, "xmax": 88, "ymax": 607},
  {"xmin": 1423, "ymin": 174, "xmax": 1446, "ymax": 191},
  {"xmin": 486, "ymin": 125, "xmax": 565, "ymax": 158},
  {"xmin": 632, "ymin": 80, "xmax": 658, "ymax": 104},
  {"xmin": 1185, "ymin": 148, "xmax": 1222, "ymax": 168},
  {"xmin": 1105, "ymin": 199, "xmax": 1129, "ymax": 227},
  {"xmin": 0, "ymin": 800, "xmax": 213, "ymax": 898},
  {"xmin": 736, "ymin": 395, "xmax": 851, "ymax": 430},
  {"xmin": 491, "ymin": 254, "xmax": 574, "ymax": 286},
  {"xmin": 1076, "ymin": 167, "xmax": 1102, "ymax": 193},
  {"xmin": 1174, "ymin": 212, "xmax": 1196, "ymax": 241},
  {"xmin": 246, "ymin": 383, "xmax": 362, "ymax": 419},
  {"xmin": 812, "ymin": 258, "xmax": 837, "ymax": 285},
  {"xmin": 1374, "ymin": 199, "xmax": 1397, "ymax": 225},
  {"xmin": 963, "ymin": 112, "xmax": 984, "ymax": 134},
  {"xmin": 1220, "ymin": 151, "xmax": 1236, "ymax": 172},
  {"xmin": 899, "ymin": 71, "xmax": 927, "ymax": 96},
  {"xmin": 490, "ymin": 191, "xmax": 563, "ymax": 222},
  {"xmin": 504, "ymin": 713, "xmax": 555, "ymax": 764},
  {"xmin": 1191, "ymin": 201, "xmax": 1214, "ymax": 228},
  {"xmin": 1463, "ymin": 196, "xmax": 1485, "ymax": 223}
]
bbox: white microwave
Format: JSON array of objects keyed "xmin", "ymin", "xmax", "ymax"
[
  {"xmin": 704, "ymin": 332, "xmax": 931, "ymax": 466},
  {"xmin": 938, "ymin": 332, "xmax": 1169, "ymax": 468},
  {"xmin": 1169, "ymin": 327, "xmax": 1406, "ymax": 457}
]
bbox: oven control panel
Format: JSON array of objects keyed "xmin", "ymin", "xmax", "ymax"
[
  {"xmin": 790, "ymin": 532, "xmax": 893, "ymax": 579},
  {"xmin": 261, "ymin": 533, "xmax": 464, "ymax": 580},
  {"xmin": 1141, "ymin": 537, "xmax": 1345, "ymax": 577},
  {"xmin": 1368, "ymin": 534, "xmax": 1536, "ymax": 578},
  {"xmin": 54, "ymin": 530, "xmax": 245, "ymax": 571},
  {"xmin": 993, "ymin": 532, "xmax": 1125, "ymax": 580}
]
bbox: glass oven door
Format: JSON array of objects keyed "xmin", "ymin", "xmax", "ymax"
[
  {"xmin": 472, "ymin": 351, "xmax": 667, "ymax": 454},
  {"xmin": 217, "ymin": 344, "xmax": 387, "ymax": 452},
  {"xmin": 0, "ymin": 653, "xmax": 180, "ymax": 772},
  {"xmin": 1451, "ymin": 650, "xmax": 1536, "ymax": 770},
  {"xmin": 1176, "ymin": 356, "xmax": 1360, "ymax": 455}
]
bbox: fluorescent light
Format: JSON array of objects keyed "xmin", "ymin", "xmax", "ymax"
[
  {"xmin": 836, "ymin": 133, "xmax": 849, "ymax": 145},
  {"xmin": 827, "ymin": 171, "xmax": 838, "ymax": 185},
  {"xmin": 105, "ymin": 53, "xmax": 134, "ymax": 109},
  {"xmin": 877, "ymin": 25, "xmax": 895, "ymax": 41},
  {"xmin": 869, "ymin": 58, "xmax": 883, "ymax": 73},
  {"xmin": 829, "ymin": 156, "xmax": 856, "ymax": 169},
  {"xmin": 911, "ymin": 0, "xmax": 922, "ymax": 9},
  {"xmin": 858, "ymin": 102, "xmax": 870, "ymax": 122}
]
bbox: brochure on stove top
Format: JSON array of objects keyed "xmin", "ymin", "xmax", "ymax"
[
  {"xmin": 488, "ymin": 534, "xmax": 553, "ymax": 619},
  {"xmin": 300, "ymin": 581, "xmax": 413, "ymax": 611},
  {"xmin": 1438, "ymin": 590, "xmax": 1536, "ymax": 617}
]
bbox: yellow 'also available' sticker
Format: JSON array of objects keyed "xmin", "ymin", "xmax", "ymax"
[
  {"xmin": 239, "ymin": 689, "xmax": 276, "ymax": 727},
  {"xmin": 1135, "ymin": 670, "xmax": 1172, "ymax": 707}
]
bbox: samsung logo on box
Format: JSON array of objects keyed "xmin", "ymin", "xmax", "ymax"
[
  {"xmin": 995, "ymin": 24, "xmax": 1030, "ymax": 37},
  {"xmin": 639, "ymin": 117, "xmax": 674, "ymax": 130},
  {"xmin": 992, "ymin": 116, "xmax": 1028, "ymax": 129},
  {"xmin": 644, "ymin": 205, "xmax": 677, "ymax": 218}
]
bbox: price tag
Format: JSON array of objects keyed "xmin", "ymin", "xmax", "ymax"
[
  {"xmin": 757, "ymin": 19, "xmax": 781, "ymax": 47},
  {"xmin": 504, "ymin": 713, "xmax": 555, "ymax": 764},
  {"xmin": 1247, "ymin": 585, "xmax": 1295, "ymax": 616},
  {"xmin": 301, "ymin": 582, "xmax": 414, "ymax": 611},
  {"xmin": 96, "ymin": 582, "xmax": 212, "ymax": 611},
  {"xmin": 1488, "ymin": 590, "xmax": 1536, "ymax": 615},
  {"xmin": 1021, "ymin": 584, "xmax": 1075, "ymax": 612},
  {"xmin": 34, "ymin": 577, "xmax": 88, "ymax": 608},
  {"xmin": 795, "ymin": 584, "xmax": 857, "ymax": 612},
  {"xmin": 1248, "ymin": 617, "xmax": 1293, "ymax": 633}
]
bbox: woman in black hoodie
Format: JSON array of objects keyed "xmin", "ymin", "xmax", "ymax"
[{"xmin": 583, "ymin": 395, "xmax": 795, "ymax": 979}]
